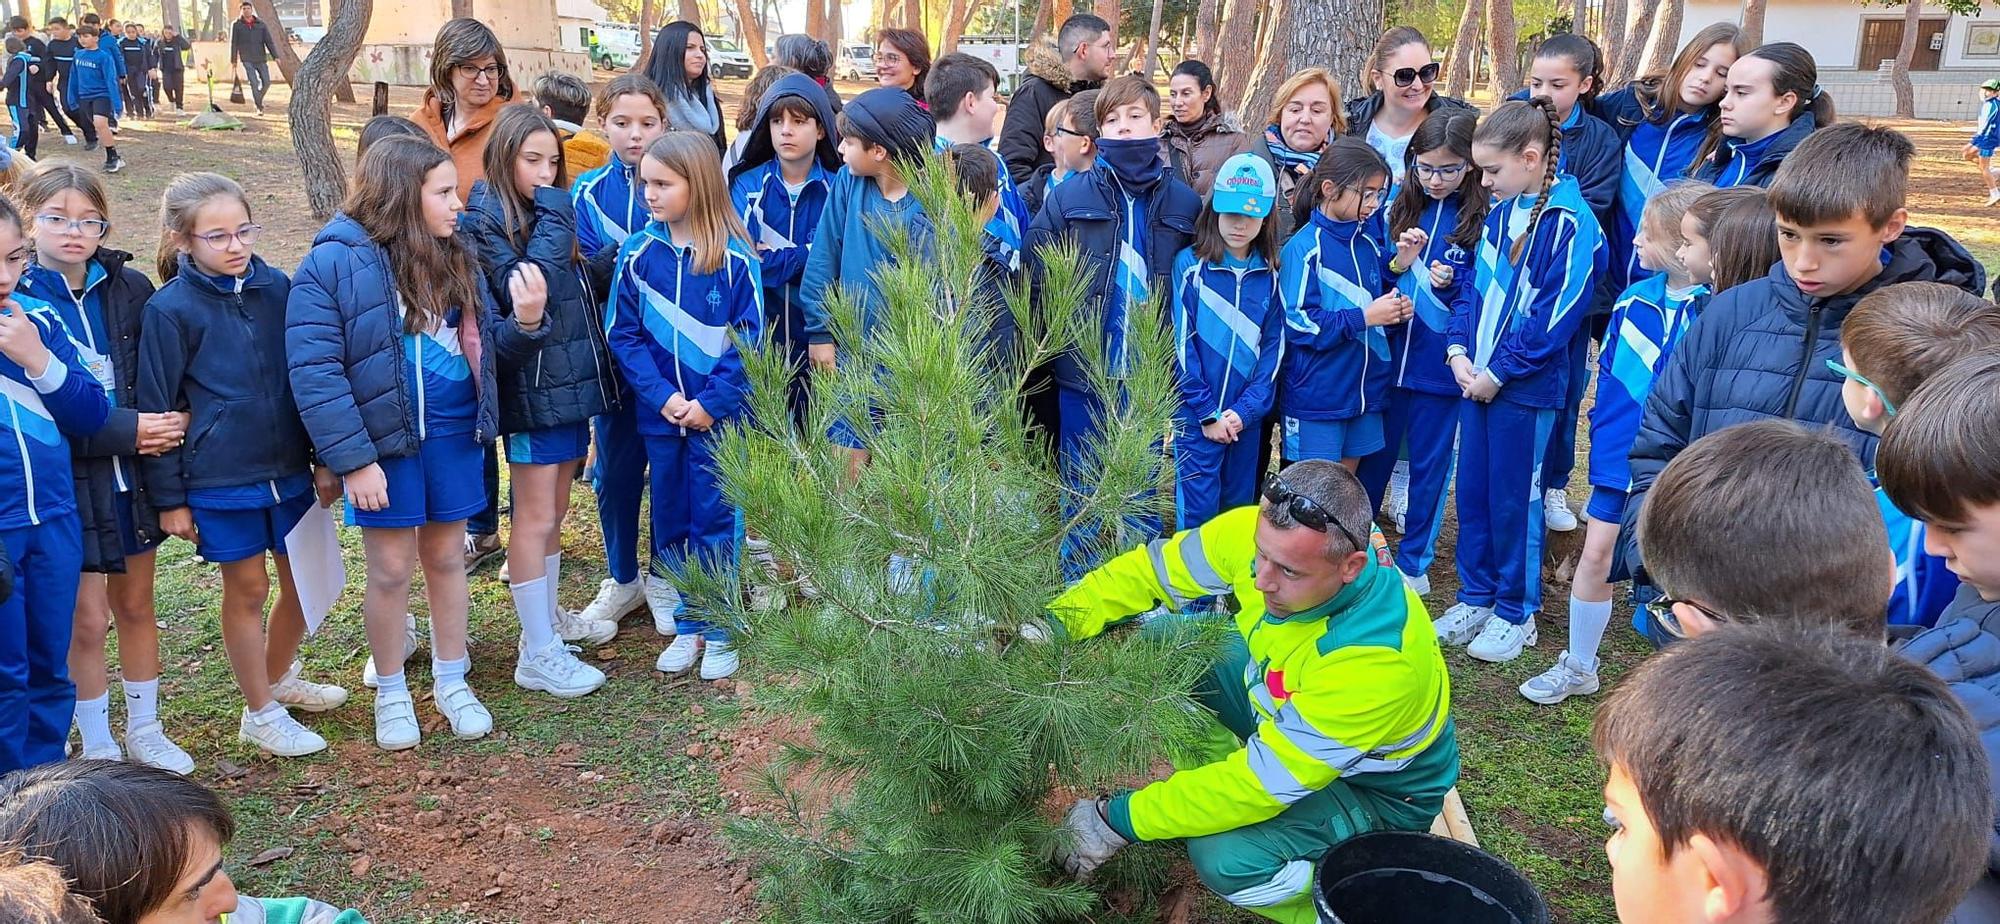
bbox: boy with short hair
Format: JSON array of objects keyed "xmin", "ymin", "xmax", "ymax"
[
  {"xmin": 926, "ymin": 51, "xmax": 1029, "ymax": 269},
  {"xmin": 948, "ymin": 139, "xmax": 1021, "ymax": 360},
  {"xmin": 533, "ymin": 70, "xmax": 607, "ymax": 183},
  {"xmin": 64, "ymin": 24, "xmax": 119, "ymax": 172},
  {"xmin": 1025, "ymin": 96, "xmax": 1094, "ymax": 216},
  {"xmin": 1619, "ymin": 122, "xmax": 1987, "ymax": 582},
  {"xmin": 1636, "ymin": 418, "xmax": 1891, "ymax": 641},
  {"xmin": 1595, "ymin": 621, "xmax": 1991, "ymax": 924},
  {"xmin": 1837, "ymin": 282, "xmax": 2000, "ymax": 627}
]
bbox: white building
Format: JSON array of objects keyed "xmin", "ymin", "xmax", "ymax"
[{"xmin": 1682, "ymin": 0, "xmax": 2000, "ymax": 119}]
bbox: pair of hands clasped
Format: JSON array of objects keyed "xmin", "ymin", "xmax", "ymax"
[
  {"xmin": 0, "ymin": 297, "xmax": 193, "ymax": 455},
  {"xmin": 1201, "ymin": 409, "xmax": 1247, "ymax": 444}
]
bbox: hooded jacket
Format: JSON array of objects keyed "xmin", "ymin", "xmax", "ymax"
[
  {"xmin": 135, "ymin": 255, "xmax": 310, "ymax": 510},
  {"xmin": 730, "ymin": 74, "xmax": 842, "ymax": 359},
  {"xmin": 463, "ymin": 181, "xmax": 619, "ymax": 434},
  {"xmin": 1618, "ymin": 227, "xmax": 1987, "ymax": 575},
  {"xmin": 0, "ymin": 295, "xmax": 110, "ymax": 533},
  {"xmin": 286, "ymin": 213, "xmax": 544, "ymax": 476},
  {"xmin": 798, "ymin": 168, "xmax": 936, "ymax": 346},
  {"xmin": 605, "ymin": 224, "xmax": 762, "ymax": 437},
  {"xmin": 1897, "ymin": 584, "xmax": 2000, "ymax": 924},
  {"xmin": 997, "ymin": 41, "xmax": 1102, "ymax": 185},
  {"xmin": 1693, "ymin": 110, "xmax": 1820, "ymax": 189},
  {"xmin": 1160, "ymin": 110, "xmax": 1244, "ymax": 195},
  {"xmin": 1611, "ymin": 104, "xmax": 1714, "ymax": 293},
  {"xmin": 554, "ymin": 121, "xmax": 611, "ymax": 185},
  {"xmin": 1279, "ymin": 209, "xmax": 1394, "ymax": 422}
]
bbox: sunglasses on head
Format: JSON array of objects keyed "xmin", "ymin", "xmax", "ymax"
[
  {"xmin": 1262, "ymin": 475, "xmax": 1367, "ymax": 553},
  {"xmin": 1390, "ymin": 63, "xmax": 1441, "ymax": 88}
]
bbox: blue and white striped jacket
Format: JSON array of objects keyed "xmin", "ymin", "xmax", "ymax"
[
  {"xmin": 1170, "ymin": 247, "xmax": 1283, "ymax": 426},
  {"xmin": 607, "ymin": 224, "xmax": 763, "ymax": 437},
  {"xmin": 1278, "ymin": 208, "xmax": 1393, "ymax": 421},
  {"xmin": 1613, "ymin": 109, "xmax": 1710, "ymax": 292},
  {"xmin": 0, "ymin": 295, "xmax": 110, "ymax": 529},
  {"xmin": 573, "ymin": 158, "xmax": 645, "ymax": 259},
  {"xmin": 1588, "ymin": 272, "xmax": 1704, "ymax": 491},
  {"xmin": 1390, "ymin": 195, "xmax": 1473, "ymax": 398},
  {"xmin": 1447, "ymin": 174, "xmax": 1606, "ymax": 410}
]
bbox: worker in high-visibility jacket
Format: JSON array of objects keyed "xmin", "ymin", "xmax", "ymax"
[{"xmin": 1051, "ymin": 459, "xmax": 1458, "ymax": 923}]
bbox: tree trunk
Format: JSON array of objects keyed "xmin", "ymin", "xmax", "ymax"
[
  {"xmin": 1608, "ymin": 0, "xmax": 1656, "ymax": 86},
  {"xmin": 1740, "ymin": 0, "xmax": 1765, "ymax": 46},
  {"xmin": 677, "ymin": 0, "xmax": 699, "ymax": 23},
  {"xmin": 290, "ymin": 0, "xmax": 370, "ymax": 219},
  {"xmin": 1213, "ymin": 0, "xmax": 1257, "ymax": 112},
  {"xmin": 829, "ymin": 0, "xmax": 842, "ymax": 46},
  {"xmin": 1032, "ymin": 0, "xmax": 1051, "ymax": 39},
  {"xmin": 1641, "ymin": 0, "xmax": 1681, "ymax": 76},
  {"xmin": 806, "ymin": 0, "xmax": 827, "ymax": 42},
  {"xmin": 633, "ymin": 0, "xmax": 655, "ymax": 72},
  {"xmin": 1091, "ymin": 0, "xmax": 1115, "ymax": 34},
  {"xmin": 1240, "ymin": 0, "xmax": 1383, "ymax": 130},
  {"xmin": 97, "ymin": 0, "xmax": 113, "ymax": 19},
  {"xmin": 324, "ymin": 0, "xmax": 353, "ymax": 102},
  {"xmin": 249, "ymin": 0, "xmax": 303, "ymax": 85},
  {"xmin": 1892, "ymin": 0, "xmax": 1921, "ymax": 118},
  {"xmin": 1193, "ymin": 0, "xmax": 1220, "ymax": 59},
  {"xmin": 1598, "ymin": 0, "xmax": 1627, "ymax": 77},
  {"xmin": 1052, "ymin": 0, "xmax": 1071, "ymax": 27},
  {"xmin": 1443, "ymin": 0, "xmax": 1480, "ymax": 98},
  {"xmin": 900, "ymin": 0, "xmax": 919, "ymax": 29},
  {"xmin": 162, "ymin": 0, "xmax": 182, "ymax": 30},
  {"xmin": 1484, "ymin": 0, "xmax": 1517, "ymax": 95},
  {"xmin": 1141, "ymin": 0, "xmax": 1164, "ymax": 78},
  {"xmin": 942, "ymin": 0, "xmax": 983, "ymax": 52},
  {"xmin": 736, "ymin": 0, "xmax": 767, "ymax": 63}
]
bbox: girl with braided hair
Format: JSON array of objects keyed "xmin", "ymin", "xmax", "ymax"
[{"xmin": 1434, "ymin": 96, "xmax": 1607, "ymax": 665}]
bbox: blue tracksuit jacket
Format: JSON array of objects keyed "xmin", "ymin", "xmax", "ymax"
[
  {"xmin": 1977, "ymin": 96, "xmax": 2000, "ymax": 151},
  {"xmin": 797, "ymin": 169, "xmax": 935, "ymax": 346},
  {"xmin": 1613, "ymin": 108, "xmax": 1712, "ymax": 289},
  {"xmin": 1695, "ymin": 111, "xmax": 1818, "ymax": 189},
  {"xmin": 934, "ymin": 136, "xmax": 1029, "ymax": 271},
  {"xmin": 1587, "ymin": 273, "xmax": 1704, "ymax": 492},
  {"xmin": 573, "ymin": 157, "xmax": 645, "ymax": 260},
  {"xmin": 606, "ymin": 224, "xmax": 763, "ymax": 437},
  {"xmin": 63, "ymin": 43, "xmax": 120, "ymax": 114},
  {"xmin": 1278, "ymin": 208, "xmax": 1393, "ymax": 421},
  {"xmin": 1170, "ymin": 247, "xmax": 1283, "ymax": 426},
  {"xmin": 1391, "ymin": 196, "xmax": 1475, "ymax": 398},
  {"xmin": 730, "ymin": 159, "xmax": 832, "ymax": 355},
  {"xmin": 1447, "ymin": 174, "xmax": 1606, "ymax": 409},
  {"xmin": 0, "ymin": 296, "xmax": 110, "ymax": 529}
]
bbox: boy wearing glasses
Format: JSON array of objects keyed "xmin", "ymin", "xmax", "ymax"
[
  {"xmin": 1024, "ymin": 96, "xmax": 1095, "ymax": 216},
  {"xmin": 1049, "ymin": 459, "xmax": 1456, "ymax": 924}
]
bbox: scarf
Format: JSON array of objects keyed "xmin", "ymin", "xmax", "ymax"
[
  {"xmin": 1095, "ymin": 136, "xmax": 1167, "ymax": 191},
  {"xmin": 1264, "ymin": 125, "xmax": 1320, "ymax": 174},
  {"xmin": 666, "ymin": 85, "xmax": 719, "ymax": 135}
]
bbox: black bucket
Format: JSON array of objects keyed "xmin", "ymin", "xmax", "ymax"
[{"xmin": 1313, "ymin": 831, "xmax": 1550, "ymax": 924}]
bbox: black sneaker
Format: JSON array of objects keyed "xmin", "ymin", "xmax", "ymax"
[
  {"xmin": 83, "ymin": 141, "xmax": 98, "ymax": 152},
  {"xmin": 105, "ymin": 156, "xmax": 124, "ymax": 174}
]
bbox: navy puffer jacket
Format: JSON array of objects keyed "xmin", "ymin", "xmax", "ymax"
[
  {"xmin": 462, "ymin": 181, "xmax": 619, "ymax": 434},
  {"xmin": 1898, "ymin": 584, "xmax": 2000, "ymax": 924},
  {"xmin": 1617, "ymin": 227, "xmax": 1986, "ymax": 576},
  {"xmin": 286, "ymin": 213, "xmax": 544, "ymax": 476}
]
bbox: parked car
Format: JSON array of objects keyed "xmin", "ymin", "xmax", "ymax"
[
  {"xmin": 709, "ymin": 38, "xmax": 753, "ymax": 78},
  {"xmin": 837, "ymin": 42, "xmax": 875, "ymax": 81},
  {"xmin": 592, "ymin": 22, "xmax": 641, "ymax": 70}
]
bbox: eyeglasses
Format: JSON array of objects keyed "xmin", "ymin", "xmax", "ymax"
[
  {"xmin": 1414, "ymin": 162, "xmax": 1467, "ymax": 180},
  {"xmin": 191, "ymin": 225, "xmax": 264, "ymax": 249},
  {"xmin": 1826, "ymin": 358, "xmax": 1897, "ymax": 417},
  {"xmin": 1053, "ymin": 126, "xmax": 1088, "ymax": 139},
  {"xmin": 1389, "ymin": 62, "xmax": 1441, "ymax": 88},
  {"xmin": 873, "ymin": 51, "xmax": 907, "ymax": 65},
  {"xmin": 1342, "ymin": 186, "xmax": 1387, "ymax": 207},
  {"xmin": 454, "ymin": 63, "xmax": 502, "ymax": 83},
  {"xmin": 35, "ymin": 214, "xmax": 108, "ymax": 239},
  {"xmin": 1262, "ymin": 474, "xmax": 1367, "ymax": 554},
  {"xmin": 1645, "ymin": 596, "xmax": 1726, "ymax": 640}
]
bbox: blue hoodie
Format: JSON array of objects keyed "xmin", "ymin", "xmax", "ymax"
[
  {"xmin": 0, "ymin": 295, "xmax": 111, "ymax": 529},
  {"xmin": 1588, "ymin": 272, "xmax": 1704, "ymax": 491},
  {"xmin": 1278, "ymin": 208, "xmax": 1394, "ymax": 421},
  {"xmin": 1447, "ymin": 174, "xmax": 1606, "ymax": 409},
  {"xmin": 1977, "ymin": 95, "xmax": 2000, "ymax": 151},
  {"xmin": 2, "ymin": 48, "xmax": 36, "ymax": 107},
  {"xmin": 606, "ymin": 224, "xmax": 762, "ymax": 437},
  {"xmin": 1170, "ymin": 247, "xmax": 1283, "ymax": 427},
  {"xmin": 797, "ymin": 169, "xmax": 934, "ymax": 346},
  {"xmin": 573, "ymin": 156, "xmax": 645, "ymax": 259},
  {"xmin": 729, "ymin": 74, "xmax": 842, "ymax": 356},
  {"xmin": 64, "ymin": 41, "xmax": 121, "ymax": 113},
  {"xmin": 1390, "ymin": 195, "xmax": 1475, "ymax": 399}
]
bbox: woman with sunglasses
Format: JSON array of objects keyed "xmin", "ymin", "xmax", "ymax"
[
  {"xmin": 412, "ymin": 18, "xmax": 516, "ymax": 203},
  {"xmin": 1343, "ymin": 27, "xmax": 1475, "ymax": 189}
]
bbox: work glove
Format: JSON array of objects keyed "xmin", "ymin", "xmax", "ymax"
[{"xmin": 1059, "ymin": 798, "xmax": 1130, "ymax": 878}]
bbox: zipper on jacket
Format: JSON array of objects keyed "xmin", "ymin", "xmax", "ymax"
[
  {"xmin": 414, "ymin": 330, "xmax": 429, "ymax": 440},
  {"xmin": 1783, "ymin": 301, "xmax": 1825, "ymax": 420},
  {"xmin": 7, "ymin": 396, "xmax": 36, "ymax": 524},
  {"xmin": 1215, "ymin": 264, "xmax": 1244, "ymax": 421},
  {"xmin": 672, "ymin": 241, "xmax": 689, "ymax": 436},
  {"xmin": 1347, "ymin": 233, "xmax": 1370, "ymax": 413}
]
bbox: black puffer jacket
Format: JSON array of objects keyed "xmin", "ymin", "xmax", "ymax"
[
  {"xmin": 463, "ymin": 181, "xmax": 618, "ymax": 434},
  {"xmin": 1898, "ymin": 584, "xmax": 2000, "ymax": 924},
  {"xmin": 998, "ymin": 43, "xmax": 1101, "ymax": 185},
  {"xmin": 1342, "ymin": 91, "xmax": 1477, "ymax": 139},
  {"xmin": 19, "ymin": 249, "xmax": 160, "ymax": 574}
]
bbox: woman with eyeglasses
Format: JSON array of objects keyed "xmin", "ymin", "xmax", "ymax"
[
  {"xmin": 873, "ymin": 28, "xmax": 931, "ymax": 108},
  {"xmin": 643, "ymin": 21, "xmax": 729, "ymax": 154},
  {"xmin": 412, "ymin": 18, "xmax": 516, "ymax": 203},
  {"xmin": 1159, "ymin": 59, "xmax": 1241, "ymax": 195},
  {"xmin": 1343, "ymin": 27, "xmax": 1475, "ymax": 188}
]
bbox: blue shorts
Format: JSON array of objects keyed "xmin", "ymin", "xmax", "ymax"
[
  {"xmin": 506, "ymin": 423, "xmax": 590, "ymax": 465},
  {"xmin": 1980, "ymin": 147, "xmax": 1997, "ymax": 159},
  {"xmin": 193, "ymin": 491, "xmax": 314, "ymax": 564},
  {"xmin": 1281, "ymin": 413, "xmax": 1386, "ymax": 462},
  {"xmin": 345, "ymin": 432, "xmax": 489, "ymax": 529},
  {"xmin": 1586, "ymin": 486, "xmax": 1627, "ymax": 524}
]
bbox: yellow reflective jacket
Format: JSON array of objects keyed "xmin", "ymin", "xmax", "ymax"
[{"xmin": 1050, "ymin": 505, "xmax": 1457, "ymax": 841}]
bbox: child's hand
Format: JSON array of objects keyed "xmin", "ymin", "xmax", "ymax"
[
  {"xmin": 135, "ymin": 411, "xmax": 188, "ymax": 455},
  {"xmin": 1363, "ymin": 294, "xmax": 1412, "ymax": 327},
  {"xmin": 0, "ymin": 300, "xmax": 52, "ymax": 377},
  {"xmin": 1394, "ymin": 228, "xmax": 1429, "ymax": 270},
  {"xmin": 1449, "ymin": 355, "xmax": 1479, "ymax": 392},
  {"xmin": 663, "ymin": 391, "xmax": 689, "ymax": 420},
  {"xmin": 1464, "ymin": 371, "xmax": 1500, "ymax": 403},
  {"xmin": 1429, "ymin": 260, "xmax": 1454, "ymax": 289},
  {"xmin": 343, "ymin": 462, "xmax": 390, "ymax": 512},
  {"xmin": 508, "ymin": 263, "xmax": 548, "ymax": 329},
  {"xmin": 1220, "ymin": 409, "xmax": 1244, "ymax": 438},
  {"xmin": 675, "ymin": 399, "xmax": 715, "ymax": 431},
  {"xmin": 1201, "ymin": 419, "xmax": 1234, "ymax": 443},
  {"xmin": 808, "ymin": 342, "xmax": 836, "ymax": 372},
  {"xmin": 312, "ymin": 465, "xmax": 340, "ymax": 508},
  {"xmin": 159, "ymin": 506, "xmax": 197, "ymax": 543}
]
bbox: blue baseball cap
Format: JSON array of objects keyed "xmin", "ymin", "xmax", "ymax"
[{"xmin": 1211, "ymin": 153, "xmax": 1277, "ymax": 218}]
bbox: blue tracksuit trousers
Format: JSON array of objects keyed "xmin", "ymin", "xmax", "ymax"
[
  {"xmin": 0, "ymin": 513, "xmax": 83, "ymax": 773},
  {"xmin": 593, "ymin": 395, "xmax": 648, "ymax": 585},
  {"xmin": 1057, "ymin": 385, "xmax": 1161, "ymax": 582},
  {"xmin": 1539, "ymin": 329, "xmax": 1590, "ymax": 493},
  {"xmin": 644, "ymin": 428, "xmax": 736, "ymax": 641},
  {"xmin": 1360, "ymin": 390, "xmax": 1458, "ymax": 581},
  {"xmin": 1173, "ymin": 415, "xmax": 1264, "ymax": 532},
  {"xmin": 1455, "ymin": 400, "xmax": 1555, "ymax": 625}
]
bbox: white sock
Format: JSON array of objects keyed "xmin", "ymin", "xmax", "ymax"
[
  {"xmin": 1568, "ymin": 596, "xmax": 1613, "ymax": 671},
  {"xmin": 544, "ymin": 552, "xmax": 563, "ymax": 620},
  {"xmin": 375, "ymin": 670, "xmax": 409, "ymax": 697},
  {"xmin": 432, "ymin": 655, "xmax": 469, "ymax": 689},
  {"xmin": 1390, "ymin": 460, "xmax": 1410, "ymax": 493},
  {"xmin": 251, "ymin": 700, "xmax": 287, "ymax": 721},
  {"xmin": 511, "ymin": 577, "xmax": 557, "ymax": 652},
  {"xmin": 122, "ymin": 678, "xmax": 159, "ymax": 731},
  {"xmin": 74, "ymin": 693, "xmax": 113, "ymax": 751}
]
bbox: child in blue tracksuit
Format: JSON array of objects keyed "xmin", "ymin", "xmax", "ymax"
[
  {"xmin": 570, "ymin": 74, "xmax": 667, "ymax": 631},
  {"xmin": 728, "ymin": 73, "xmax": 840, "ymax": 425},
  {"xmin": 138, "ymin": 172, "xmax": 348, "ymax": 758},
  {"xmin": 1170, "ymin": 152, "xmax": 1284, "ymax": 531},
  {"xmin": 64, "ymin": 26, "xmax": 121, "ymax": 173},
  {"xmin": 3, "ymin": 37, "xmax": 38, "ymax": 157},
  {"xmin": 1519, "ymin": 181, "xmax": 1709, "ymax": 705},
  {"xmin": 608, "ymin": 131, "xmax": 762, "ymax": 682},
  {"xmin": 0, "ymin": 197, "xmax": 111, "ymax": 773},
  {"xmin": 1970, "ymin": 78, "xmax": 2000, "ymax": 205},
  {"xmin": 1439, "ymin": 98, "xmax": 1605, "ymax": 665},
  {"xmin": 1360, "ymin": 111, "xmax": 1485, "ymax": 594},
  {"xmin": 1276, "ymin": 137, "xmax": 1408, "ymax": 481},
  {"xmin": 1692, "ymin": 43, "xmax": 1825, "ymax": 189}
]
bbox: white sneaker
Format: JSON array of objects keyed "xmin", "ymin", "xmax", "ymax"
[
  {"xmin": 515, "ymin": 640, "xmax": 607, "ymax": 698},
  {"xmin": 655, "ymin": 635, "xmax": 700, "ymax": 674},
  {"xmin": 63, "ymin": 134, "xmax": 77, "ymax": 144},
  {"xmin": 373, "ymin": 689, "xmax": 420, "ymax": 751},
  {"xmin": 1544, "ymin": 489, "xmax": 1578, "ymax": 532},
  {"xmin": 239, "ymin": 705, "xmax": 328, "ymax": 757},
  {"xmin": 581, "ymin": 578, "xmax": 647, "ymax": 624},
  {"xmin": 1519, "ymin": 650, "xmax": 1601, "ymax": 705},
  {"xmin": 1986, "ymin": 188, "xmax": 2000, "ymax": 207},
  {"xmin": 644, "ymin": 575, "xmax": 684, "ymax": 637},
  {"xmin": 272, "ymin": 662, "xmax": 349, "ymax": 713},
  {"xmin": 699, "ymin": 638, "xmax": 739, "ymax": 680},
  {"xmin": 362, "ymin": 614, "xmax": 422, "ymax": 688},
  {"xmin": 1467, "ymin": 615, "xmax": 1538, "ymax": 663},
  {"xmin": 1383, "ymin": 470, "xmax": 1409, "ymax": 533},
  {"xmin": 553, "ymin": 606, "xmax": 618, "ymax": 645},
  {"xmin": 1402, "ymin": 570, "xmax": 1431, "ymax": 597},
  {"xmin": 78, "ymin": 740, "xmax": 122, "ymax": 761},
  {"xmin": 125, "ymin": 720, "xmax": 196, "ymax": 774},
  {"xmin": 1433, "ymin": 602, "xmax": 1492, "ymax": 647},
  {"xmin": 433, "ymin": 682, "xmax": 492, "ymax": 739}
]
